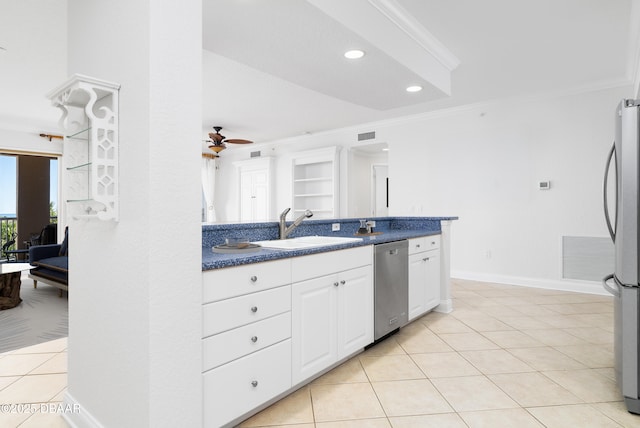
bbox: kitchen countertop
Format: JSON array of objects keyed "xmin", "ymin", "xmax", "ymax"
[{"xmin": 201, "ymin": 216, "xmax": 456, "ymax": 270}]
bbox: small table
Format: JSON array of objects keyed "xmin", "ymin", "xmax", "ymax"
[{"xmin": 0, "ymin": 263, "xmax": 33, "ymax": 310}]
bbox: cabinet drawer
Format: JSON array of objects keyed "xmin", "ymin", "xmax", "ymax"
[
  {"xmin": 203, "ymin": 285, "xmax": 291, "ymax": 337},
  {"xmin": 203, "ymin": 258, "xmax": 292, "ymax": 304},
  {"xmin": 292, "ymin": 246, "xmax": 372, "ymax": 282},
  {"xmin": 203, "ymin": 312, "xmax": 291, "ymax": 371},
  {"xmin": 203, "ymin": 339, "xmax": 292, "ymax": 428},
  {"xmin": 408, "ymin": 235, "xmax": 440, "ymax": 254}
]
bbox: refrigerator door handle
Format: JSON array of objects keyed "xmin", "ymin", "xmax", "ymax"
[
  {"xmin": 603, "ymin": 143, "xmax": 617, "ymax": 241},
  {"xmin": 602, "ymin": 273, "xmax": 620, "ymax": 297}
]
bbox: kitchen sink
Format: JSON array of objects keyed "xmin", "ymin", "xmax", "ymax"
[{"xmin": 252, "ymin": 236, "xmax": 363, "ymax": 250}]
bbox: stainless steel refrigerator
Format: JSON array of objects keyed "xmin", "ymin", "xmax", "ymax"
[{"xmin": 603, "ymin": 98, "xmax": 640, "ymax": 414}]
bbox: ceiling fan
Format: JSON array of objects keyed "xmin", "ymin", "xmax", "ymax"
[{"xmin": 207, "ymin": 126, "xmax": 253, "ymax": 154}]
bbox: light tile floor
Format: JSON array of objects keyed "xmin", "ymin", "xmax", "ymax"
[
  {"xmin": 239, "ymin": 278, "xmax": 640, "ymax": 428},
  {"xmin": 0, "ymin": 337, "xmax": 68, "ymax": 427},
  {"xmin": 2, "ymin": 279, "xmax": 639, "ymax": 427}
]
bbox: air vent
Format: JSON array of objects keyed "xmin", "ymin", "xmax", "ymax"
[
  {"xmin": 562, "ymin": 236, "xmax": 613, "ymax": 281},
  {"xmin": 250, "ymin": 151, "xmax": 261, "ymax": 158},
  {"xmin": 358, "ymin": 131, "xmax": 376, "ymax": 141}
]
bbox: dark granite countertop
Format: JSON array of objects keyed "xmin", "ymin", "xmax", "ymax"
[{"xmin": 202, "ymin": 216, "xmax": 456, "ymax": 271}]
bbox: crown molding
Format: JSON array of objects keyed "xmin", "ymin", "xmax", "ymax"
[{"xmin": 367, "ymin": 0, "xmax": 460, "ymax": 71}]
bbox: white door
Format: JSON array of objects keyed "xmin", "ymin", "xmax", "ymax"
[
  {"xmin": 240, "ymin": 167, "xmax": 270, "ymax": 222},
  {"xmin": 372, "ymin": 164, "xmax": 388, "ymax": 216}
]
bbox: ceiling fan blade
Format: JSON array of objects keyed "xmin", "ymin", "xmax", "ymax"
[
  {"xmin": 225, "ymin": 139, "xmax": 254, "ymax": 144},
  {"xmin": 208, "ymin": 132, "xmax": 224, "ymax": 143}
]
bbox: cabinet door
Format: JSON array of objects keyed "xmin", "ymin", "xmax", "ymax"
[
  {"xmin": 408, "ymin": 253, "xmax": 428, "ymax": 321},
  {"xmin": 424, "ymin": 251, "xmax": 441, "ymax": 312},
  {"xmin": 291, "ymin": 275, "xmax": 338, "ymax": 385},
  {"xmin": 337, "ymin": 266, "xmax": 373, "ymax": 358}
]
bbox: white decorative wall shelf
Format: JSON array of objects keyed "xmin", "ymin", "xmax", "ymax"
[{"xmin": 48, "ymin": 74, "xmax": 120, "ymax": 221}]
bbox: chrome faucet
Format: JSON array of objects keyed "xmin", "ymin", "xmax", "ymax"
[{"xmin": 279, "ymin": 208, "xmax": 313, "ymax": 239}]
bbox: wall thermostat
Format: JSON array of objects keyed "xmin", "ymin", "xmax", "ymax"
[{"xmin": 538, "ymin": 181, "xmax": 551, "ymax": 190}]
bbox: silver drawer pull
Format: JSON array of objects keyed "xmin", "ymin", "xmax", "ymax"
[
  {"xmin": 250, "ymin": 275, "xmax": 258, "ymax": 282},
  {"xmin": 334, "ymin": 282, "xmax": 339, "ymax": 287},
  {"xmin": 340, "ymin": 280, "xmax": 346, "ymax": 285},
  {"xmin": 423, "ymin": 257, "xmax": 430, "ymax": 262},
  {"xmin": 251, "ymin": 336, "xmax": 258, "ymax": 343},
  {"xmin": 251, "ymin": 380, "xmax": 258, "ymax": 387},
  {"xmin": 251, "ymin": 306, "xmax": 258, "ymax": 313},
  {"xmin": 416, "ymin": 244, "xmax": 421, "ymax": 248}
]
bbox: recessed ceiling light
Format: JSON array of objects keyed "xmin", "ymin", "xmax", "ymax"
[
  {"xmin": 406, "ymin": 85, "xmax": 422, "ymax": 93},
  {"xmin": 344, "ymin": 50, "xmax": 365, "ymax": 59}
]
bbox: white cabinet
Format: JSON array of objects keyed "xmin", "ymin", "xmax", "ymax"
[
  {"xmin": 291, "ymin": 247, "xmax": 373, "ymax": 385},
  {"xmin": 202, "ymin": 259, "xmax": 292, "ymax": 428},
  {"xmin": 202, "ymin": 246, "xmax": 374, "ymax": 425},
  {"xmin": 235, "ymin": 157, "xmax": 273, "ymax": 222},
  {"xmin": 408, "ymin": 236, "xmax": 441, "ymax": 321},
  {"xmin": 292, "ymin": 147, "xmax": 339, "ymax": 219}
]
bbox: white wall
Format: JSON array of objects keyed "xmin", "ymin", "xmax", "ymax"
[
  {"xmin": 65, "ymin": 1, "xmax": 202, "ymax": 427},
  {"xmin": 388, "ymin": 88, "xmax": 629, "ymax": 292},
  {"xmin": 216, "ymin": 86, "xmax": 631, "ymax": 293}
]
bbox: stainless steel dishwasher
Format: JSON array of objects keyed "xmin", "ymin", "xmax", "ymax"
[{"xmin": 374, "ymin": 240, "xmax": 409, "ymax": 341}]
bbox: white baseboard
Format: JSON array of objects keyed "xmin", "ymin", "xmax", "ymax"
[
  {"xmin": 62, "ymin": 391, "xmax": 103, "ymax": 428},
  {"xmin": 451, "ymin": 270, "xmax": 610, "ymax": 296}
]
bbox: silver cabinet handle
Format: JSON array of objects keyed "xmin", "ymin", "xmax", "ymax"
[
  {"xmin": 251, "ymin": 336, "xmax": 258, "ymax": 343},
  {"xmin": 251, "ymin": 306, "xmax": 258, "ymax": 313},
  {"xmin": 251, "ymin": 380, "xmax": 258, "ymax": 387},
  {"xmin": 416, "ymin": 244, "xmax": 421, "ymax": 248},
  {"xmin": 340, "ymin": 280, "xmax": 346, "ymax": 285},
  {"xmin": 250, "ymin": 275, "xmax": 258, "ymax": 282},
  {"xmin": 431, "ymin": 241, "xmax": 436, "ymax": 245},
  {"xmin": 423, "ymin": 257, "xmax": 428, "ymax": 262},
  {"xmin": 334, "ymin": 282, "xmax": 339, "ymax": 287}
]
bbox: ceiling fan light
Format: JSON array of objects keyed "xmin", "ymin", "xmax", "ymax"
[
  {"xmin": 406, "ymin": 85, "xmax": 423, "ymax": 93},
  {"xmin": 209, "ymin": 144, "xmax": 226, "ymax": 153},
  {"xmin": 344, "ymin": 49, "xmax": 365, "ymax": 59}
]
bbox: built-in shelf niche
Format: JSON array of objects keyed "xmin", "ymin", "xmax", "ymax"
[
  {"xmin": 48, "ymin": 74, "xmax": 120, "ymax": 221},
  {"xmin": 292, "ymin": 146, "xmax": 339, "ymax": 219}
]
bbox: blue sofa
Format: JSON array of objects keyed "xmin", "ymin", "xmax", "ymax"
[{"xmin": 28, "ymin": 227, "xmax": 68, "ymax": 297}]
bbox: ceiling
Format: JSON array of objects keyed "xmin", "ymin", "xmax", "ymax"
[
  {"xmin": 0, "ymin": 1, "xmax": 636, "ymax": 146},
  {"xmin": 202, "ymin": 0, "xmax": 635, "ymax": 145}
]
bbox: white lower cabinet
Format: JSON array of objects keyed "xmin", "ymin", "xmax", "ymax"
[
  {"xmin": 203, "ymin": 339, "xmax": 292, "ymax": 427},
  {"xmin": 292, "ymin": 264, "xmax": 373, "ymax": 385},
  {"xmin": 202, "ymin": 260, "xmax": 292, "ymax": 427},
  {"xmin": 408, "ymin": 237, "xmax": 441, "ymax": 321},
  {"xmin": 202, "ymin": 246, "xmax": 373, "ymax": 426}
]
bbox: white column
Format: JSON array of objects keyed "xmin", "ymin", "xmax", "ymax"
[
  {"xmin": 435, "ymin": 220, "xmax": 453, "ymax": 313},
  {"xmin": 64, "ymin": 1, "xmax": 202, "ymax": 427}
]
